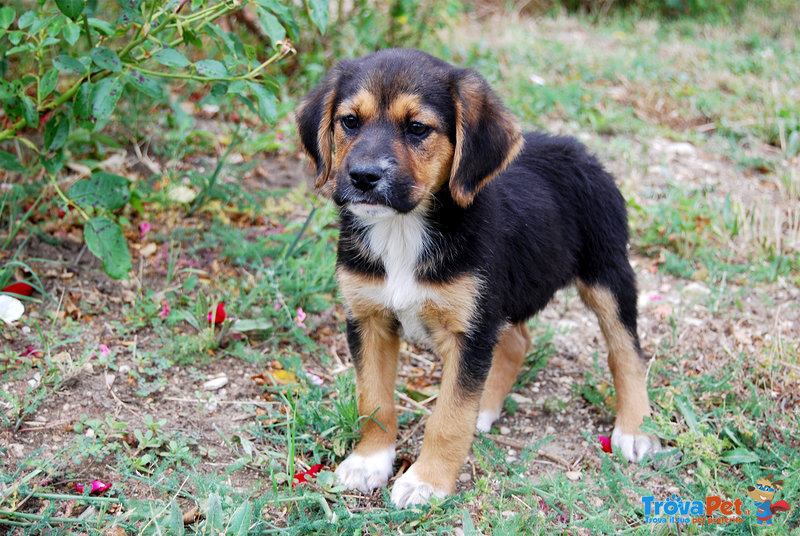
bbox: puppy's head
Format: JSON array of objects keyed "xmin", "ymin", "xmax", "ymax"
[{"xmin": 296, "ymin": 49, "xmax": 523, "ymax": 216}]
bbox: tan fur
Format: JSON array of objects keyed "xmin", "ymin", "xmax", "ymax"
[
  {"xmin": 337, "ymin": 269, "xmax": 401, "ymax": 455},
  {"xmin": 337, "ymin": 268, "xmax": 483, "ymax": 465},
  {"xmin": 577, "ymin": 282, "xmax": 650, "ymax": 435},
  {"xmin": 394, "ymin": 135, "xmax": 454, "ymax": 205},
  {"xmin": 479, "ymin": 323, "xmax": 531, "ymax": 418},
  {"xmin": 337, "ymin": 87, "xmax": 379, "ymax": 124},
  {"xmin": 413, "ymin": 300, "xmax": 479, "ymax": 493},
  {"xmin": 352, "ymin": 310, "xmax": 401, "ymax": 455},
  {"xmin": 295, "ymin": 85, "xmax": 335, "ymax": 188}
]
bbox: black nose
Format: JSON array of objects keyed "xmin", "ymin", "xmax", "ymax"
[{"xmin": 349, "ymin": 164, "xmax": 383, "ymax": 191}]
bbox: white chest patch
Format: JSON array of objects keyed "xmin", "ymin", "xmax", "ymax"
[{"xmin": 350, "ymin": 205, "xmax": 433, "ymax": 343}]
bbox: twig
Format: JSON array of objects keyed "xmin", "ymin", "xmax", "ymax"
[{"xmin": 394, "ymin": 390, "xmax": 432, "ymax": 416}]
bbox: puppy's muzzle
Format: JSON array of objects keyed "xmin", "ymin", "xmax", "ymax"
[{"xmin": 349, "ymin": 163, "xmax": 383, "ymax": 192}]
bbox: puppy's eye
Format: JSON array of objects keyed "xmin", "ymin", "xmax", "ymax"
[
  {"xmin": 407, "ymin": 121, "xmax": 429, "ymax": 137},
  {"xmin": 341, "ymin": 115, "xmax": 359, "ymax": 130}
]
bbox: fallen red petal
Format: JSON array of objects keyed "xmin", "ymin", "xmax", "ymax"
[
  {"xmin": 2, "ymin": 282, "xmax": 34, "ymax": 297},
  {"xmin": 208, "ymin": 302, "xmax": 226, "ymax": 324},
  {"xmin": 598, "ymin": 436, "xmax": 612, "ymax": 453},
  {"xmin": 292, "ymin": 463, "xmax": 323, "ymax": 487}
]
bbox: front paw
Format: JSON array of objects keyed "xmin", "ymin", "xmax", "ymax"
[
  {"xmin": 611, "ymin": 428, "xmax": 661, "ymax": 462},
  {"xmin": 390, "ymin": 465, "xmax": 448, "ymax": 508},
  {"xmin": 335, "ymin": 448, "xmax": 395, "ymax": 493}
]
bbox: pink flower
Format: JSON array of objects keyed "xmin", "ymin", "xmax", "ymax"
[
  {"xmin": 99, "ymin": 344, "xmax": 110, "ymax": 356},
  {"xmin": 75, "ymin": 480, "xmax": 112, "ymax": 495},
  {"xmin": 21, "ymin": 346, "xmax": 42, "ymax": 358},
  {"xmin": 598, "ymin": 436, "xmax": 612, "ymax": 453},
  {"xmin": 295, "ymin": 307, "xmax": 307, "ymax": 329},
  {"xmin": 158, "ymin": 300, "xmax": 170, "ymax": 320},
  {"xmin": 139, "ymin": 221, "xmax": 151, "ymax": 239}
]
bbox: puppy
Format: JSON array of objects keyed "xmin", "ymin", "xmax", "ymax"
[{"xmin": 297, "ymin": 48, "xmax": 659, "ymax": 508}]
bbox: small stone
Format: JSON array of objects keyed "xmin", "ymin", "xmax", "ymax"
[
  {"xmin": 510, "ymin": 393, "xmax": 533, "ymax": 404},
  {"xmin": 500, "ymin": 426, "xmax": 511, "ymax": 435},
  {"xmin": 565, "ymin": 471, "xmax": 582, "ymax": 481},
  {"xmin": 458, "ymin": 473, "xmax": 471, "ymax": 483},
  {"xmin": 119, "ymin": 364, "xmax": 131, "ymax": 374},
  {"xmin": 203, "ymin": 375, "xmax": 228, "ymax": 391}
]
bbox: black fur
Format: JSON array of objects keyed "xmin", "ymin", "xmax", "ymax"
[{"xmin": 298, "ymin": 49, "xmax": 642, "ymax": 395}]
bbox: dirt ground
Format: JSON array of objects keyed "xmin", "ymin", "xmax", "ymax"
[{"xmin": 2, "ymin": 125, "xmax": 798, "ymax": 517}]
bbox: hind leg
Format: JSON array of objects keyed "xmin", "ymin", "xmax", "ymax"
[
  {"xmin": 476, "ymin": 323, "xmax": 531, "ymax": 432},
  {"xmin": 577, "ymin": 278, "xmax": 659, "ymax": 462}
]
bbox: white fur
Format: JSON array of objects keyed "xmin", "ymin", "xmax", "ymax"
[
  {"xmin": 348, "ymin": 203, "xmax": 434, "ymax": 343},
  {"xmin": 611, "ymin": 427, "xmax": 661, "ymax": 462},
  {"xmin": 335, "ymin": 447, "xmax": 396, "ymax": 493},
  {"xmin": 475, "ymin": 409, "xmax": 501, "ymax": 433},
  {"xmin": 390, "ymin": 465, "xmax": 448, "ymax": 508}
]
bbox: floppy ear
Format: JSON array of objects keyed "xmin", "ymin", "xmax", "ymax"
[
  {"xmin": 448, "ymin": 68, "xmax": 524, "ymax": 207},
  {"xmin": 296, "ymin": 66, "xmax": 344, "ymax": 189}
]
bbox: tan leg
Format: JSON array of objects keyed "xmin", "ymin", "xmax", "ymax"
[
  {"xmin": 390, "ymin": 323, "xmax": 480, "ymax": 507},
  {"xmin": 476, "ymin": 323, "xmax": 531, "ymax": 432},
  {"xmin": 577, "ymin": 281, "xmax": 658, "ymax": 461},
  {"xmin": 334, "ymin": 310, "xmax": 401, "ymax": 493}
]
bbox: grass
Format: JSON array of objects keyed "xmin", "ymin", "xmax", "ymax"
[{"xmin": 2, "ymin": 3, "xmax": 800, "ymax": 535}]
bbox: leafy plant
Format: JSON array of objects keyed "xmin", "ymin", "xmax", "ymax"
[{"xmin": 0, "ymin": 0, "xmax": 326, "ymax": 279}]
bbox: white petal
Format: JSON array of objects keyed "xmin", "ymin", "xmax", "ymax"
[{"xmin": 0, "ymin": 295, "xmax": 25, "ymax": 324}]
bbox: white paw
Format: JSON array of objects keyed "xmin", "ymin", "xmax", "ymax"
[
  {"xmin": 475, "ymin": 409, "xmax": 500, "ymax": 433},
  {"xmin": 390, "ymin": 465, "xmax": 448, "ymax": 509},
  {"xmin": 612, "ymin": 428, "xmax": 661, "ymax": 462},
  {"xmin": 335, "ymin": 448, "xmax": 395, "ymax": 493}
]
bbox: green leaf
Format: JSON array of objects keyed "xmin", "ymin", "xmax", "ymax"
[
  {"xmin": 39, "ymin": 68, "xmax": 59, "ymax": 101},
  {"xmin": 42, "ymin": 148, "xmax": 65, "ymax": 174},
  {"xmin": 204, "ymin": 493, "xmax": 223, "ymax": 533},
  {"xmin": 44, "ymin": 113, "xmax": 70, "ymax": 151},
  {"xmin": 20, "ymin": 95, "xmax": 37, "ymax": 127},
  {"xmin": 230, "ymin": 319, "xmax": 273, "ymax": 332},
  {"xmin": 248, "ymin": 82, "xmax": 277, "ymax": 124},
  {"xmin": 253, "ymin": 0, "xmax": 299, "ymax": 40},
  {"xmin": 152, "ymin": 48, "xmax": 190, "ymax": 68},
  {"xmin": 0, "ymin": 6, "xmax": 14, "ymax": 30},
  {"xmin": 55, "ymin": 0, "xmax": 86, "ymax": 20},
  {"xmin": 127, "ymin": 70, "xmax": 162, "ymax": 98},
  {"xmin": 227, "ymin": 500, "xmax": 252, "ymax": 536},
  {"xmin": 674, "ymin": 394, "xmax": 698, "ymax": 431},
  {"xmin": 88, "ymin": 17, "xmax": 115, "ymax": 36},
  {"xmin": 54, "ymin": 55, "xmax": 88, "ymax": 75},
  {"xmin": 721, "ymin": 448, "xmax": 760, "ymax": 465},
  {"xmin": 68, "ymin": 171, "xmax": 130, "ymax": 210},
  {"xmin": 0, "ymin": 150, "xmax": 24, "ymax": 172},
  {"xmin": 306, "ymin": 0, "xmax": 328, "ymax": 33},
  {"xmin": 194, "ymin": 59, "xmax": 228, "ymax": 79},
  {"xmin": 167, "ymin": 501, "xmax": 184, "ymax": 536},
  {"xmin": 73, "ymin": 82, "xmax": 93, "ymax": 129},
  {"xmin": 256, "ymin": 8, "xmax": 285, "ymax": 44},
  {"xmin": 90, "ymin": 46, "xmax": 122, "ymax": 73},
  {"xmin": 62, "ymin": 21, "xmax": 80, "ymax": 45},
  {"xmin": 84, "ymin": 217, "xmax": 132, "ymax": 279},
  {"xmin": 90, "ymin": 77, "xmax": 124, "ymax": 122},
  {"xmin": 17, "ymin": 11, "xmax": 36, "ymax": 29},
  {"xmin": 461, "ymin": 509, "xmax": 478, "ymax": 536}
]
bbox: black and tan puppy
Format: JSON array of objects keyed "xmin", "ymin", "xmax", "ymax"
[{"xmin": 297, "ymin": 49, "xmax": 659, "ymax": 508}]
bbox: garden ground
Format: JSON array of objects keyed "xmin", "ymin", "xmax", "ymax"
[{"xmin": 1, "ymin": 4, "xmax": 799, "ymax": 535}]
